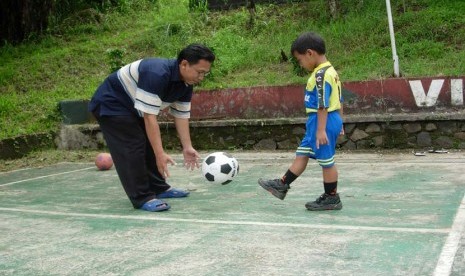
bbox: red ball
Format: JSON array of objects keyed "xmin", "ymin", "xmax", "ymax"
[{"xmin": 95, "ymin": 153, "xmax": 113, "ymax": 170}]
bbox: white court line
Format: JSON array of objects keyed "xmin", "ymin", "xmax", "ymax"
[
  {"xmin": 0, "ymin": 207, "xmax": 450, "ymax": 234},
  {"xmin": 0, "ymin": 162, "xmax": 93, "ymax": 175},
  {"xmin": 433, "ymin": 194, "xmax": 465, "ymax": 276},
  {"xmin": 0, "ymin": 167, "xmax": 95, "ymax": 187}
]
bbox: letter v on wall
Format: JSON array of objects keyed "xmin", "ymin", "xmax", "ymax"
[{"xmin": 409, "ymin": 79, "xmax": 444, "ymax": 107}]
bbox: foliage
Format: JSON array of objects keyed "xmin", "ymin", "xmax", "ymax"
[
  {"xmin": 0, "ymin": 0, "xmax": 155, "ymax": 44},
  {"xmin": 106, "ymin": 48, "xmax": 127, "ymax": 73},
  {"xmin": 0, "ymin": 0, "xmax": 464, "ymax": 140},
  {"xmin": 189, "ymin": 0, "xmax": 208, "ymax": 12}
]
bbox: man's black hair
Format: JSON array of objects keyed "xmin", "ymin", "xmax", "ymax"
[
  {"xmin": 291, "ymin": 32, "xmax": 326, "ymax": 55},
  {"xmin": 177, "ymin": 43, "xmax": 215, "ymax": 64}
]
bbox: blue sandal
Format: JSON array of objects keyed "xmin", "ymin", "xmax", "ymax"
[
  {"xmin": 140, "ymin": 199, "xmax": 170, "ymax": 212},
  {"xmin": 157, "ymin": 188, "xmax": 190, "ymax": 199}
]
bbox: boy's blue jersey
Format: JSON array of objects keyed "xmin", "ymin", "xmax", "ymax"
[{"xmin": 304, "ymin": 61, "xmax": 342, "ymax": 113}]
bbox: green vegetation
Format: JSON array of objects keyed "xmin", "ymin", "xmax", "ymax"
[{"xmin": 1, "ymin": 0, "xmax": 464, "ymax": 140}]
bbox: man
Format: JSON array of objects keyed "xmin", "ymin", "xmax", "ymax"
[{"xmin": 89, "ymin": 43, "xmax": 215, "ymax": 212}]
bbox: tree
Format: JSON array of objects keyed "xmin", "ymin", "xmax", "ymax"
[
  {"xmin": 0, "ymin": 0, "xmax": 122, "ymax": 44},
  {"xmin": 0, "ymin": 0, "xmax": 54, "ymax": 44},
  {"xmin": 327, "ymin": 0, "xmax": 339, "ymax": 20},
  {"xmin": 247, "ymin": 0, "xmax": 256, "ymax": 28}
]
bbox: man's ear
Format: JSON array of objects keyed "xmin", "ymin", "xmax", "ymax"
[{"xmin": 180, "ymin": 59, "xmax": 189, "ymax": 68}]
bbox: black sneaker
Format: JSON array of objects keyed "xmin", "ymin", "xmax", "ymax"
[
  {"xmin": 258, "ymin": 178, "xmax": 290, "ymax": 200},
  {"xmin": 305, "ymin": 193, "xmax": 342, "ymax": 211}
]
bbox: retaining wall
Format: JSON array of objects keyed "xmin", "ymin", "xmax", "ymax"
[
  {"xmin": 53, "ymin": 112, "xmax": 465, "ymax": 153},
  {"xmin": 1, "ymin": 76, "xmax": 464, "ymax": 159}
]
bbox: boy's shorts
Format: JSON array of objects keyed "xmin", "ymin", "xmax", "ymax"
[{"xmin": 296, "ymin": 111, "xmax": 343, "ymax": 168}]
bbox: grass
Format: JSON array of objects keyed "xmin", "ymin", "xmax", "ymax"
[{"xmin": 0, "ymin": 0, "xmax": 464, "ymax": 140}]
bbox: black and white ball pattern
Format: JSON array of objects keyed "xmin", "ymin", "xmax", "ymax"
[{"xmin": 201, "ymin": 152, "xmax": 239, "ymax": 185}]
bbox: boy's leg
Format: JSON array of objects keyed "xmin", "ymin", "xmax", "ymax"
[
  {"xmin": 258, "ymin": 125, "xmax": 313, "ymax": 201},
  {"xmin": 322, "ymin": 165, "xmax": 338, "ymax": 194},
  {"xmin": 305, "ymin": 165, "xmax": 342, "ymax": 211},
  {"xmin": 304, "ymin": 161, "xmax": 342, "ymax": 211},
  {"xmin": 306, "ymin": 111, "xmax": 342, "ymax": 211},
  {"xmin": 258, "ymin": 114, "xmax": 317, "ymax": 200},
  {"xmin": 289, "ymin": 155, "xmax": 310, "ymax": 176},
  {"xmin": 258, "ymin": 156, "xmax": 309, "ymax": 200}
]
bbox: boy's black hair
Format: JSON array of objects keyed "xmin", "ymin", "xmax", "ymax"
[
  {"xmin": 177, "ymin": 43, "xmax": 215, "ymax": 64},
  {"xmin": 291, "ymin": 32, "xmax": 326, "ymax": 55}
]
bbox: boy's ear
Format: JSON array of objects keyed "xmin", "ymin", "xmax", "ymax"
[{"xmin": 306, "ymin": 49, "xmax": 314, "ymax": 56}]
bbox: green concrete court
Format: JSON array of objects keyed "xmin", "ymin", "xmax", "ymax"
[{"xmin": 1, "ymin": 151, "xmax": 465, "ymax": 275}]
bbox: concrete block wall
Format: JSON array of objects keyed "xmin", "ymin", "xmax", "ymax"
[
  {"xmin": 53, "ymin": 112, "xmax": 465, "ymax": 152},
  {"xmin": 3, "ymin": 76, "xmax": 465, "ymax": 159}
]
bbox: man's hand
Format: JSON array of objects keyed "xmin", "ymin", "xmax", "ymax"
[
  {"xmin": 183, "ymin": 147, "xmax": 200, "ymax": 170},
  {"xmin": 156, "ymin": 151, "xmax": 176, "ymax": 179}
]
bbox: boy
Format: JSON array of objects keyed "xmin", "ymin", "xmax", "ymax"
[
  {"xmin": 89, "ymin": 44, "xmax": 215, "ymax": 212},
  {"xmin": 258, "ymin": 32, "xmax": 344, "ymax": 211}
]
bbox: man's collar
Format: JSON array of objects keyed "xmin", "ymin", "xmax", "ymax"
[{"xmin": 169, "ymin": 59, "xmax": 182, "ymax": 82}]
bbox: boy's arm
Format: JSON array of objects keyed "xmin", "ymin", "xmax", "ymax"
[
  {"xmin": 316, "ymin": 108, "xmax": 329, "ymax": 149},
  {"xmin": 339, "ymin": 104, "xmax": 345, "ymax": 135}
]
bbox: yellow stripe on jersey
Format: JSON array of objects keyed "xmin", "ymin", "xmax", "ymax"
[{"xmin": 304, "ymin": 61, "xmax": 342, "ymax": 113}]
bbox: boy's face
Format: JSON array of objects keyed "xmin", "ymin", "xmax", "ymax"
[
  {"xmin": 293, "ymin": 49, "xmax": 317, "ymax": 72},
  {"xmin": 180, "ymin": 59, "xmax": 211, "ymax": 85}
]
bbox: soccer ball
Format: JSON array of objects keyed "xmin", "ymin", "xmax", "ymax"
[{"xmin": 201, "ymin": 152, "xmax": 239, "ymax": 185}]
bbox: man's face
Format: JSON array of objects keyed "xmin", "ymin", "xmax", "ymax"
[
  {"xmin": 179, "ymin": 59, "xmax": 211, "ymax": 85},
  {"xmin": 293, "ymin": 49, "xmax": 316, "ymax": 72}
]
